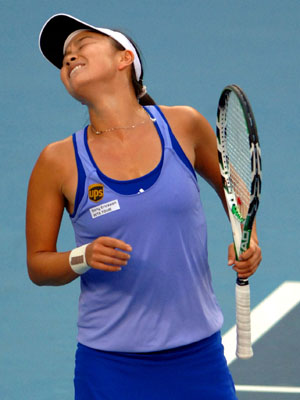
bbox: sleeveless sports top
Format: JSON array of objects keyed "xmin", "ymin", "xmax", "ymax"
[{"xmin": 69, "ymin": 105, "xmax": 223, "ymax": 352}]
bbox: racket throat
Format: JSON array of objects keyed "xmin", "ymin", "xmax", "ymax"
[{"xmin": 239, "ymin": 229, "xmax": 251, "ymax": 253}]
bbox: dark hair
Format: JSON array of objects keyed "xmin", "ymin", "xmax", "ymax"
[{"xmin": 107, "ymin": 34, "xmax": 156, "ymax": 106}]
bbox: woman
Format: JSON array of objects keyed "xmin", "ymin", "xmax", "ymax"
[{"xmin": 27, "ymin": 13, "xmax": 262, "ymax": 399}]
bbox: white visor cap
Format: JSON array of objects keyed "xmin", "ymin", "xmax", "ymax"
[{"xmin": 39, "ymin": 13, "xmax": 142, "ymax": 81}]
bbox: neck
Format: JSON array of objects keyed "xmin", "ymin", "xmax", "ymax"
[
  {"xmin": 88, "ymin": 91, "xmax": 145, "ymax": 133},
  {"xmin": 71, "ymin": 73, "xmax": 148, "ymax": 133}
]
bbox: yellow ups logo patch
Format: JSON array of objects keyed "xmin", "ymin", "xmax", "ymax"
[{"xmin": 88, "ymin": 184, "xmax": 104, "ymax": 202}]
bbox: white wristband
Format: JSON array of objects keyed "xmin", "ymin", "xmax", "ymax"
[{"xmin": 69, "ymin": 244, "xmax": 90, "ymax": 275}]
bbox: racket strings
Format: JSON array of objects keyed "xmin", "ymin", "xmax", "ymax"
[{"xmin": 225, "ymin": 94, "xmax": 252, "ymax": 220}]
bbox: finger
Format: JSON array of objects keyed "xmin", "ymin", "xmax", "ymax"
[
  {"xmin": 95, "ymin": 254, "xmax": 129, "ymax": 266},
  {"xmin": 100, "ymin": 246, "xmax": 131, "ymax": 261},
  {"xmin": 87, "ymin": 248, "xmax": 130, "ymax": 270},
  {"xmin": 233, "ymin": 253, "xmax": 261, "ymax": 278},
  {"xmin": 236, "ymin": 267, "xmax": 257, "ymax": 279},
  {"xmin": 239, "ymin": 246, "xmax": 255, "ymax": 261},
  {"xmin": 228, "ymin": 243, "xmax": 236, "ymax": 265},
  {"xmin": 86, "ymin": 240, "xmax": 131, "ymax": 270},
  {"xmin": 99, "ymin": 237, "xmax": 132, "ymax": 252},
  {"xmin": 240, "ymin": 248, "xmax": 262, "ymax": 269},
  {"xmin": 231, "ymin": 238, "xmax": 262, "ymax": 278},
  {"xmin": 92, "ymin": 262, "xmax": 124, "ymax": 272}
]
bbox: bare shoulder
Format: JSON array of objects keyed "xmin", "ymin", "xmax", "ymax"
[
  {"xmin": 159, "ymin": 105, "xmax": 214, "ymax": 143},
  {"xmin": 159, "ymin": 105, "xmax": 204, "ymax": 127},
  {"xmin": 38, "ymin": 136, "xmax": 73, "ymax": 165},
  {"xmin": 33, "ymin": 136, "xmax": 74, "ymax": 176},
  {"xmin": 158, "ymin": 105, "xmax": 216, "ymax": 167},
  {"xmin": 29, "ymin": 135, "xmax": 75, "ymax": 193}
]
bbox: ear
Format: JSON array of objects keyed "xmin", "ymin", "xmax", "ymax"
[{"xmin": 118, "ymin": 50, "xmax": 134, "ymax": 72}]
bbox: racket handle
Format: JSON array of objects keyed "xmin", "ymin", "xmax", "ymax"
[{"xmin": 236, "ymin": 280, "xmax": 253, "ymax": 358}]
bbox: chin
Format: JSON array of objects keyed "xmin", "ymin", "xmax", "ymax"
[
  {"xmin": 73, "ymin": 93, "xmax": 88, "ymax": 105},
  {"xmin": 67, "ymin": 84, "xmax": 89, "ymax": 105}
]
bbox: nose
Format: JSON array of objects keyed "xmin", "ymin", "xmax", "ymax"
[{"xmin": 65, "ymin": 55, "xmax": 77, "ymax": 66}]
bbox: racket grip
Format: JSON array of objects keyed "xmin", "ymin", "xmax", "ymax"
[{"xmin": 236, "ymin": 281, "xmax": 253, "ymax": 359}]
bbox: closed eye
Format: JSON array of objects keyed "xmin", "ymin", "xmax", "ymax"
[
  {"xmin": 62, "ymin": 34, "xmax": 98, "ymax": 66},
  {"xmin": 77, "ymin": 36, "xmax": 95, "ymax": 47},
  {"xmin": 78, "ymin": 43, "xmax": 88, "ymax": 50}
]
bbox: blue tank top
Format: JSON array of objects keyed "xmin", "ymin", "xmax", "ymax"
[{"xmin": 69, "ymin": 105, "xmax": 223, "ymax": 352}]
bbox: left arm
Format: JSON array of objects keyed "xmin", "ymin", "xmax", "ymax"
[
  {"xmin": 161, "ymin": 105, "xmax": 262, "ymax": 278},
  {"xmin": 193, "ymin": 108, "xmax": 262, "ymax": 278}
]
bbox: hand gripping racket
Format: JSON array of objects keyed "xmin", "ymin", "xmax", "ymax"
[{"xmin": 216, "ymin": 84, "xmax": 262, "ymax": 358}]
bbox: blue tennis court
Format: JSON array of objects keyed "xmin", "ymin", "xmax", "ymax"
[
  {"xmin": 232, "ymin": 303, "xmax": 300, "ymax": 399},
  {"xmin": 1, "ymin": 0, "xmax": 299, "ymax": 398}
]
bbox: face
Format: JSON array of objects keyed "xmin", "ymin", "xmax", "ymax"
[{"xmin": 60, "ymin": 31, "xmax": 121, "ymax": 101}]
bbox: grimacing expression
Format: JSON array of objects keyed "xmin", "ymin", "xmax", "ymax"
[{"xmin": 60, "ymin": 31, "xmax": 126, "ymax": 100}]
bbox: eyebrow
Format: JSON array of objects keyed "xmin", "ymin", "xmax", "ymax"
[
  {"xmin": 64, "ymin": 35, "xmax": 96, "ymax": 56},
  {"xmin": 77, "ymin": 35, "xmax": 95, "ymax": 43}
]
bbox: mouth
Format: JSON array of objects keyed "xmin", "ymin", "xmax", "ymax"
[{"xmin": 69, "ymin": 64, "xmax": 85, "ymax": 78}]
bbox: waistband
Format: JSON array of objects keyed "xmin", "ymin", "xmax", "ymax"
[{"xmin": 77, "ymin": 331, "xmax": 223, "ymax": 362}]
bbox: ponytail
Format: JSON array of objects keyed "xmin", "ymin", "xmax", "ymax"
[{"xmin": 131, "ymin": 69, "xmax": 156, "ymax": 106}]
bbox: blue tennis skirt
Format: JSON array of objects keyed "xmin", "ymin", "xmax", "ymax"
[{"xmin": 74, "ymin": 331, "xmax": 237, "ymax": 400}]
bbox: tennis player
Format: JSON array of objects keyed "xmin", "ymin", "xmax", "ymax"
[{"xmin": 26, "ymin": 13, "xmax": 262, "ymax": 399}]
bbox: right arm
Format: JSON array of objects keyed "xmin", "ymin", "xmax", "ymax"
[
  {"xmin": 26, "ymin": 142, "xmax": 79, "ymax": 286},
  {"xmin": 26, "ymin": 141, "xmax": 131, "ymax": 287}
]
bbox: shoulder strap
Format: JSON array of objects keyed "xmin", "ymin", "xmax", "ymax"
[
  {"xmin": 70, "ymin": 129, "xmax": 87, "ymax": 218},
  {"xmin": 144, "ymin": 105, "xmax": 196, "ymax": 179}
]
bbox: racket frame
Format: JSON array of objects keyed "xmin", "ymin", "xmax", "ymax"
[{"xmin": 216, "ymin": 84, "xmax": 262, "ymax": 358}]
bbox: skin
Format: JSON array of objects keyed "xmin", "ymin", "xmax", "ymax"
[{"xmin": 26, "ymin": 31, "xmax": 262, "ymax": 286}]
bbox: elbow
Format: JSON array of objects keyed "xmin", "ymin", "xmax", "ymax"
[
  {"xmin": 26, "ymin": 255, "xmax": 76, "ymax": 287},
  {"xmin": 26, "ymin": 255, "xmax": 50, "ymax": 286},
  {"xmin": 27, "ymin": 268, "xmax": 61, "ymax": 287},
  {"xmin": 26, "ymin": 251, "xmax": 46, "ymax": 286},
  {"xmin": 27, "ymin": 264, "xmax": 46, "ymax": 286}
]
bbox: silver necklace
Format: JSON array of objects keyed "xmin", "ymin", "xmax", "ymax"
[{"xmin": 90, "ymin": 113, "xmax": 156, "ymax": 135}]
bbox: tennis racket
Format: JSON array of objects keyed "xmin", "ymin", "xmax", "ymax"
[{"xmin": 216, "ymin": 84, "xmax": 262, "ymax": 359}]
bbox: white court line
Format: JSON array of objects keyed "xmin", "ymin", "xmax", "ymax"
[
  {"xmin": 235, "ymin": 385, "xmax": 300, "ymax": 393},
  {"xmin": 222, "ymin": 281, "xmax": 300, "ymax": 365}
]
